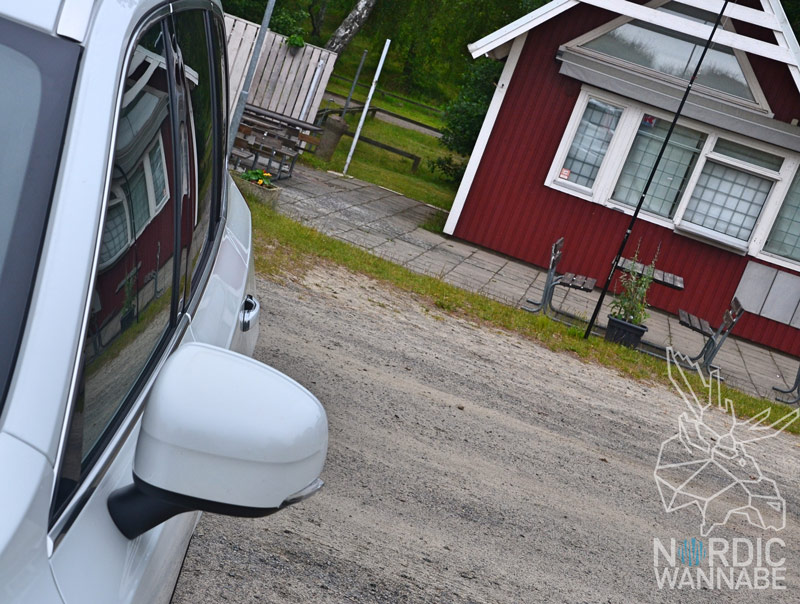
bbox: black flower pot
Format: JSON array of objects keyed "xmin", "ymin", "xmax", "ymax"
[{"xmin": 605, "ymin": 315, "xmax": 647, "ymax": 348}]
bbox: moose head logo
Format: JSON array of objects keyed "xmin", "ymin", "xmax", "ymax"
[{"xmin": 655, "ymin": 349, "xmax": 799, "ymax": 536}]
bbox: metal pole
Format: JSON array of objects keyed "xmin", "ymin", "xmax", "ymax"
[
  {"xmin": 299, "ymin": 58, "xmax": 325, "ymax": 121},
  {"xmin": 342, "ymin": 49, "xmax": 368, "ymax": 119},
  {"xmin": 343, "ymin": 39, "xmax": 390, "ymax": 176},
  {"xmin": 583, "ymin": 0, "xmax": 730, "ymax": 339},
  {"xmin": 227, "ymin": 0, "xmax": 276, "ymax": 158}
]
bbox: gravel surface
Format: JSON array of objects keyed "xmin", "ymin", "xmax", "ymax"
[{"xmin": 172, "ymin": 267, "xmax": 800, "ymax": 603}]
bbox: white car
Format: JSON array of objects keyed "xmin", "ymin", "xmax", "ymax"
[{"xmin": 0, "ymin": 1, "xmax": 328, "ymax": 602}]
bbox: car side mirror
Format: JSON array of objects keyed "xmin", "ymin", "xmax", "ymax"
[{"xmin": 108, "ymin": 343, "xmax": 328, "ymax": 539}]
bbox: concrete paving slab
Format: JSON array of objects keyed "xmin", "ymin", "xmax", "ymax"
[
  {"xmin": 406, "ymin": 254, "xmax": 462, "ymax": 279},
  {"xmin": 443, "ymin": 262, "xmax": 497, "ymax": 292},
  {"xmin": 372, "ymin": 239, "xmax": 427, "ymax": 265},
  {"xmin": 436, "ymin": 239, "xmax": 478, "ymax": 260},
  {"xmin": 335, "ymin": 228, "xmax": 391, "ymax": 250},
  {"xmin": 397, "ymin": 227, "xmax": 449, "ymax": 251},
  {"xmin": 308, "ymin": 215, "xmax": 354, "ymax": 235}
]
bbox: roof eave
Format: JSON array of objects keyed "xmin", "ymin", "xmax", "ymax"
[{"xmin": 467, "ymin": 0, "xmax": 577, "ymax": 58}]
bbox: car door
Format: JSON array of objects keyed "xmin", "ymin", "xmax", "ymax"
[{"xmin": 48, "ymin": 6, "xmax": 232, "ymax": 603}]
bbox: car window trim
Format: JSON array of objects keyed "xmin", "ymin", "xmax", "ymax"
[
  {"xmin": 47, "ymin": 1, "xmax": 230, "ymax": 540},
  {"xmin": 47, "ymin": 4, "xmax": 173, "ymax": 534}
]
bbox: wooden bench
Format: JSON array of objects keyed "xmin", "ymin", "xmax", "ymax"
[
  {"xmin": 679, "ymin": 297, "xmax": 743, "ymax": 374},
  {"xmin": 522, "ymin": 238, "xmax": 596, "ymax": 315},
  {"xmin": 618, "ymin": 257, "xmax": 684, "ymax": 290}
]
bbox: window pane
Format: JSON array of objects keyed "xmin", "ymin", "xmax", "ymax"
[
  {"xmin": 127, "ymin": 164, "xmax": 149, "ymax": 233},
  {"xmin": 149, "ymin": 139, "xmax": 168, "ymax": 206},
  {"xmin": 765, "ymin": 172, "xmax": 800, "ymax": 261},
  {"xmin": 613, "ymin": 115, "xmax": 705, "ymax": 217},
  {"xmin": 98, "ymin": 200, "xmax": 128, "ymax": 266},
  {"xmin": 53, "ymin": 21, "xmax": 176, "ymax": 514},
  {"xmin": 683, "ymin": 161, "xmax": 772, "ymax": 240},
  {"xmin": 582, "ymin": 2, "xmax": 754, "ymax": 101},
  {"xmin": 175, "ymin": 10, "xmax": 218, "ymax": 304},
  {"xmin": 560, "ymin": 98, "xmax": 622, "ymax": 189},
  {"xmin": 713, "ymin": 139, "xmax": 783, "ymax": 172}
]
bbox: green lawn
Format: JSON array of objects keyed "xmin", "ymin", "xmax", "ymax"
[
  {"xmin": 301, "ymin": 111, "xmax": 457, "ymax": 211},
  {"xmin": 323, "ymin": 77, "xmax": 445, "ymax": 132}
]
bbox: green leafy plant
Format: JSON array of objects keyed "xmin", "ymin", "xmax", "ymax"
[
  {"xmin": 241, "ymin": 169, "xmax": 274, "ymax": 187},
  {"xmin": 609, "ymin": 242, "xmax": 659, "ymax": 326},
  {"xmin": 286, "ymin": 33, "xmax": 306, "ymax": 48}
]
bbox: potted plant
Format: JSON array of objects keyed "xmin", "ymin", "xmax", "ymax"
[
  {"xmin": 605, "ymin": 243, "xmax": 659, "ymax": 348},
  {"xmin": 285, "ymin": 34, "xmax": 305, "ymax": 55},
  {"xmin": 233, "ymin": 169, "xmax": 281, "ymax": 208}
]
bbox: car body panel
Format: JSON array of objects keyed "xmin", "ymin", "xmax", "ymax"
[
  {"xmin": 190, "ymin": 178, "xmax": 258, "ymax": 355},
  {"xmin": 0, "ymin": 1, "xmax": 321, "ymax": 601},
  {"xmin": 0, "ymin": 434, "xmax": 63, "ymax": 604},
  {"xmin": 0, "ymin": 2, "xmax": 60, "ymax": 33},
  {"xmin": 49, "ymin": 423, "xmax": 199, "ymax": 604},
  {"xmin": 0, "ymin": 0, "xmax": 165, "ymax": 465}
]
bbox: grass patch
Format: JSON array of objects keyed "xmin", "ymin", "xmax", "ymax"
[
  {"xmin": 322, "ymin": 78, "xmax": 445, "ymax": 131},
  {"xmin": 420, "ymin": 211, "xmax": 448, "ymax": 234},
  {"xmin": 302, "ymin": 112, "xmax": 457, "ymax": 211},
  {"xmin": 241, "ymin": 186, "xmax": 799, "ymax": 435}
]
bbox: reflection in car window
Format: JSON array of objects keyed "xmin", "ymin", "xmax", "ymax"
[
  {"xmin": 174, "ymin": 10, "xmax": 220, "ymax": 306},
  {"xmin": 53, "ymin": 21, "xmax": 177, "ymax": 515}
]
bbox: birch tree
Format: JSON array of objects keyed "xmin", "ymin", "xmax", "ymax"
[{"xmin": 324, "ymin": 0, "xmax": 376, "ymax": 54}]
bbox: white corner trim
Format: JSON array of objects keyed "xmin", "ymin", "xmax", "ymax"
[
  {"xmin": 468, "ymin": 1, "xmax": 576, "ymax": 59},
  {"xmin": 444, "ymin": 33, "xmax": 528, "ymax": 236}
]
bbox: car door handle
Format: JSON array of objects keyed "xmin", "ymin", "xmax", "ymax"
[{"xmin": 240, "ymin": 294, "xmax": 259, "ymax": 332}]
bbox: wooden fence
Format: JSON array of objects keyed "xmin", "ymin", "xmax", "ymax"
[{"xmin": 224, "ymin": 14, "xmax": 337, "ymax": 121}]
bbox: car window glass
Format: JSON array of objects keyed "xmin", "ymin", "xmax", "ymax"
[
  {"xmin": 53, "ymin": 21, "xmax": 176, "ymax": 515},
  {"xmin": 174, "ymin": 10, "xmax": 218, "ymax": 306}
]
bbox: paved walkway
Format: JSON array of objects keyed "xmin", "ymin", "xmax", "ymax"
[{"xmin": 275, "ymin": 165, "xmax": 800, "ymax": 400}]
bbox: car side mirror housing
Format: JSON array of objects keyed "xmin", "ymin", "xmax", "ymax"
[{"xmin": 108, "ymin": 343, "xmax": 328, "ymax": 539}]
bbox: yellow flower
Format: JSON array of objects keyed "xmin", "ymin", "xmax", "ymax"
[
  {"xmin": 265, "ymin": 173, "xmax": 272, "ymax": 177},
  {"xmin": 257, "ymin": 179, "xmax": 263, "ymax": 185}
]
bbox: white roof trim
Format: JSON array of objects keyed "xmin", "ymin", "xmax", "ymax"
[
  {"xmin": 468, "ymin": 0, "xmax": 577, "ymax": 58},
  {"xmin": 468, "ymin": 0, "xmax": 800, "ymax": 89}
]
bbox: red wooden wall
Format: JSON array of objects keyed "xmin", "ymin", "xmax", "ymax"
[{"xmin": 453, "ymin": 4, "xmax": 800, "ymax": 356}]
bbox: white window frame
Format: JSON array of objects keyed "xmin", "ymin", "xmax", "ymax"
[
  {"xmin": 546, "ymin": 85, "xmax": 800, "ymax": 269},
  {"xmin": 97, "ymin": 185, "xmax": 132, "ymax": 271},
  {"xmin": 130, "ymin": 132, "xmax": 170, "ymax": 238}
]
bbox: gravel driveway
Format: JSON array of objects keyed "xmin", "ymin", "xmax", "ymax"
[{"xmin": 172, "ymin": 266, "xmax": 800, "ymax": 603}]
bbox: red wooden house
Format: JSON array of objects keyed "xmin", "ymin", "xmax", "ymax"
[{"xmin": 444, "ymin": 0, "xmax": 800, "ymax": 356}]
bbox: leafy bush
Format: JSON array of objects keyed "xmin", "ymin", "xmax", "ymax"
[
  {"xmin": 427, "ymin": 155, "xmax": 466, "ymax": 184},
  {"xmin": 270, "ymin": 6, "xmax": 306, "ymax": 37},
  {"xmin": 439, "ymin": 58, "xmax": 504, "ymax": 156}
]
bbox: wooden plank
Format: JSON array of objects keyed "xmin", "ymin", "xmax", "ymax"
[
  {"xmin": 251, "ymin": 32, "xmax": 280, "ymax": 106},
  {"xmin": 679, "ymin": 309, "xmax": 690, "ymax": 327},
  {"xmin": 572, "ymin": 275, "xmax": 586, "ymax": 289},
  {"xmin": 562, "ymin": 273, "xmax": 575, "ymax": 287},
  {"xmin": 690, "ymin": 314, "xmax": 702, "ymax": 333},
  {"xmin": 289, "ymin": 47, "xmax": 320, "ymax": 118},
  {"xmin": 275, "ymin": 47, "xmax": 304, "ymax": 115},
  {"xmin": 310, "ymin": 50, "xmax": 337, "ymax": 121},
  {"xmin": 268, "ymin": 45, "xmax": 295, "ymax": 113},
  {"xmin": 584, "ymin": 277, "xmax": 596, "ymax": 291},
  {"xmin": 700, "ymin": 319, "xmax": 713, "ymax": 337}
]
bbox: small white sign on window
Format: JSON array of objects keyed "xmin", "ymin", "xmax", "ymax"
[{"xmin": 559, "ymin": 168, "xmax": 571, "ymax": 180}]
